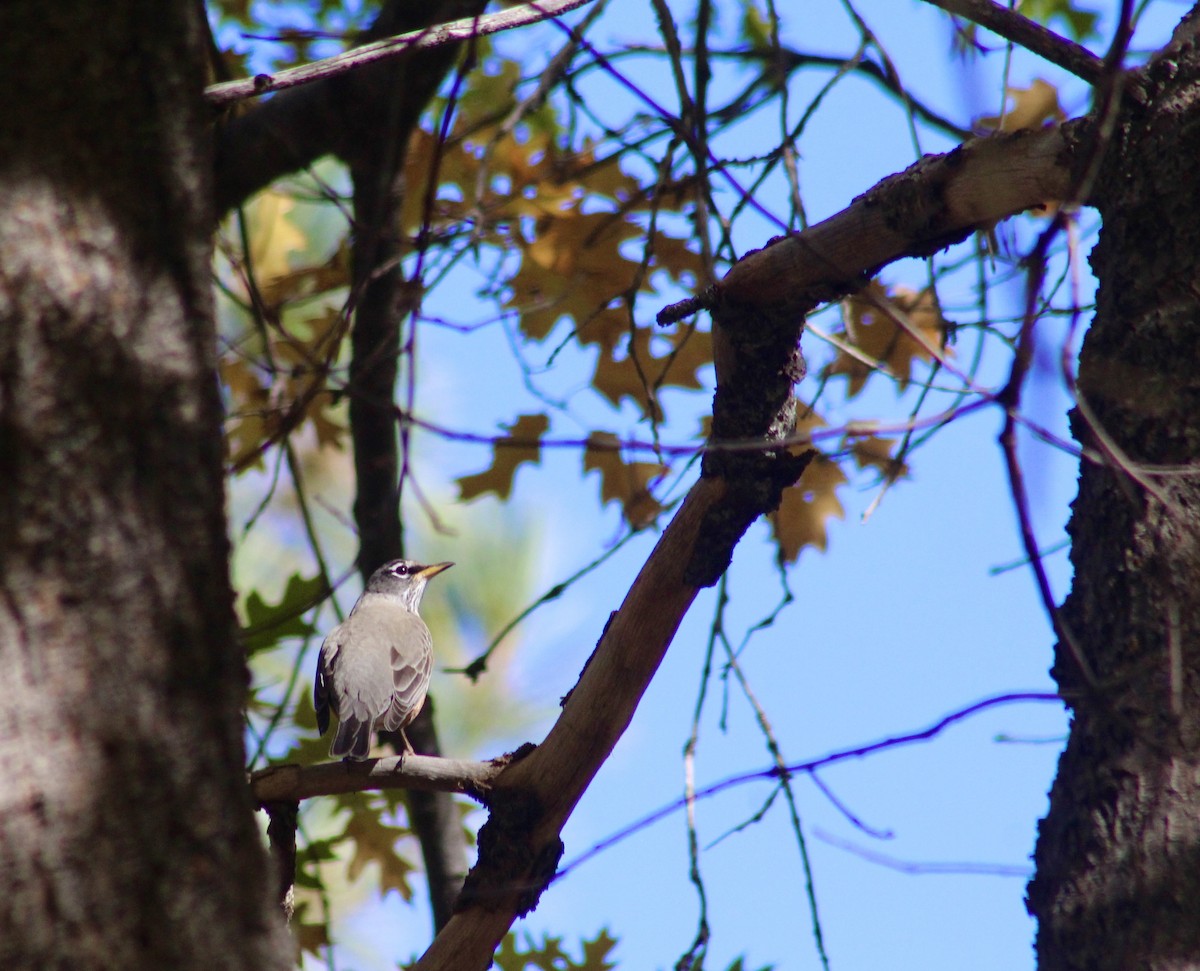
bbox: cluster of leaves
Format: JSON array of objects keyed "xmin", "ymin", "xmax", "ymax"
[
  {"xmin": 213, "ymin": 18, "xmax": 979, "ymax": 577},
  {"xmin": 493, "ymin": 932, "xmax": 618, "ymax": 971},
  {"xmin": 490, "ymin": 932, "xmax": 771, "ymax": 971}
]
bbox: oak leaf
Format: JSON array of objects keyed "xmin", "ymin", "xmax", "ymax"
[
  {"xmin": 770, "ymin": 456, "xmax": 848, "ymax": 560},
  {"xmin": 826, "ymin": 282, "xmax": 949, "ymax": 397},
  {"xmin": 342, "ymin": 809, "xmax": 416, "ymax": 901},
  {"xmin": 849, "ymin": 433, "xmax": 909, "ymax": 481},
  {"xmin": 769, "ymin": 410, "xmax": 846, "ymax": 560},
  {"xmin": 457, "ymin": 413, "xmax": 550, "ymax": 500},
  {"xmin": 592, "ymin": 325, "xmax": 712, "ymax": 419},
  {"xmin": 245, "ymin": 189, "xmax": 307, "ymax": 286},
  {"xmin": 583, "ymin": 432, "xmax": 666, "ymax": 528}
]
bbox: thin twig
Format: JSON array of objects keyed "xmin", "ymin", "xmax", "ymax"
[
  {"xmin": 555, "ymin": 691, "xmax": 1061, "ymax": 878},
  {"xmin": 919, "ymin": 0, "xmax": 1103, "ymax": 82},
  {"xmin": 205, "ymin": 0, "xmax": 600, "ymax": 107}
]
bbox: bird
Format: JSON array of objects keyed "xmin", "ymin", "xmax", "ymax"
[{"xmin": 314, "ymin": 559, "xmax": 453, "ymax": 761}]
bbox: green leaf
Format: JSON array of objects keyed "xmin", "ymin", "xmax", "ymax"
[
  {"xmin": 495, "ymin": 929, "xmax": 618, "ymax": 971},
  {"xmin": 344, "ymin": 810, "xmax": 417, "ymax": 901},
  {"xmin": 295, "ymin": 838, "xmax": 340, "ymax": 889},
  {"xmin": 239, "ymin": 573, "xmax": 326, "ymax": 655},
  {"xmin": 1019, "ymin": 0, "xmax": 1100, "ymax": 42},
  {"xmin": 724, "ymin": 959, "xmax": 775, "ymax": 971}
]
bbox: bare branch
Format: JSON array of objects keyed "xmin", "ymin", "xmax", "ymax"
[
  {"xmin": 402, "ymin": 122, "xmax": 1090, "ymax": 971},
  {"xmin": 920, "ymin": 0, "xmax": 1103, "ymax": 83},
  {"xmin": 660, "ymin": 122, "xmax": 1086, "ymax": 326},
  {"xmin": 213, "ymin": 0, "xmax": 486, "ymax": 215},
  {"xmin": 250, "ymin": 753, "xmax": 501, "ymax": 803},
  {"xmin": 205, "ymin": 0, "xmax": 598, "ymax": 108},
  {"xmin": 557, "ymin": 691, "xmax": 1061, "ymax": 878},
  {"xmin": 415, "ymin": 477, "xmax": 726, "ymax": 969}
]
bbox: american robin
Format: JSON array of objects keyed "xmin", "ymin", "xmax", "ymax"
[{"xmin": 314, "ymin": 559, "xmax": 453, "ymax": 761}]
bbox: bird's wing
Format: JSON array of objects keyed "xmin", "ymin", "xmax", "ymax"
[
  {"xmin": 314, "ymin": 630, "xmax": 338, "ymax": 736},
  {"xmin": 317, "ymin": 611, "xmax": 396, "ymax": 759},
  {"xmin": 382, "ymin": 612, "xmax": 434, "ymax": 732}
]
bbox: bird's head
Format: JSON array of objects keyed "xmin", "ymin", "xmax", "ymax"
[{"xmin": 365, "ymin": 559, "xmax": 454, "ymax": 610}]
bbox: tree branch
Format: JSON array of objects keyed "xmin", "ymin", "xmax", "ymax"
[
  {"xmin": 213, "ymin": 0, "xmax": 488, "ymax": 216},
  {"xmin": 405, "ymin": 107, "xmax": 1094, "ymax": 971},
  {"xmin": 660, "ymin": 122, "xmax": 1085, "ymax": 326},
  {"xmin": 711, "ymin": 47, "xmax": 971, "ymax": 141},
  {"xmin": 251, "ymin": 754, "xmax": 500, "ymax": 802},
  {"xmin": 205, "ymin": 0, "xmax": 598, "ymax": 108},
  {"xmin": 415, "ymin": 478, "xmax": 721, "ymax": 969},
  {"xmin": 920, "ymin": 0, "xmax": 1103, "ymax": 83}
]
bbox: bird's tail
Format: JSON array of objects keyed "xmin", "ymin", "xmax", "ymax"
[{"xmin": 330, "ymin": 718, "xmax": 372, "ymax": 761}]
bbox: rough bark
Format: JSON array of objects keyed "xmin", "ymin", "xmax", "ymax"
[
  {"xmin": 0, "ymin": 3, "xmax": 287, "ymax": 969},
  {"xmin": 1027, "ymin": 11, "xmax": 1200, "ymax": 969}
]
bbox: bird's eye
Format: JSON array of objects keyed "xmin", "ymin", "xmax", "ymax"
[{"xmin": 392, "ymin": 563, "xmax": 409, "ymax": 576}]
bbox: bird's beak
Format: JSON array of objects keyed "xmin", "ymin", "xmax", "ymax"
[{"xmin": 417, "ymin": 561, "xmax": 454, "ymax": 580}]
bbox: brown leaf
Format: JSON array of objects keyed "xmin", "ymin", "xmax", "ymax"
[
  {"xmin": 457, "ymin": 413, "xmax": 550, "ymax": 500},
  {"xmin": 220, "ymin": 356, "xmax": 269, "ymax": 470},
  {"xmin": 770, "ymin": 456, "xmax": 848, "ymax": 560},
  {"xmin": 647, "ymin": 231, "xmax": 705, "ymax": 286},
  {"xmin": 583, "ymin": 432, "xmax": 666, "ymax": 528},
  {"xmin": 592, "ymin": 325, "xmax": 712, "ymax": 420},
  {"xmin": 849, "ymin": 433, "xmax": 909, "ymax": 481},
  {"xmin": 826, "ymin": 282, "xmax": 949, "ymax": 396},
  {"xmin": 976, "ymin": 78, "xmax": 1065, "ymax": 133},
  {"xmin": 219, "ymin": 307, "xmax": 347, "ymax": 470},
  {"xmin": 575, "ymin": 307, "xmax": 630, "ymax": 353},
  {"xmin": 506, "ymin": 207, "xmax": 642, "ymax": 340},
  {"xmin": 769, "ymin": 410, "xmax": 846, "ymax": 560},
  {"xmin": 292, "ymin": 902, "xmax": 329, "ymax": 959}
]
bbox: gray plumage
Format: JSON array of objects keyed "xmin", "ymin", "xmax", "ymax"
[{"xmin": 314, "ymin": 559, "xmax": 452, "ymax": 761}]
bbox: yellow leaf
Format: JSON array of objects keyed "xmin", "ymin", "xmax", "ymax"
[
  {"xmin": 826, "ymin": 282, "xmax": 949, "ymax": 396},
  {"xmin": 455, "ymin": 55, "xmax": 520, "ymax": 130},
  {"xmin": 402, "ymin": 128, "xmax": 481, "ymax": 233},
  {"xmin": 245, "ymin": 189, "xmax": 308, "ymax": 285},
  {"xmin": 457, "ymin": 413, "xmax": 549, "ymax": 500},
  {"xmin": 583, "ymin": 432, "xmax": 666, "ymax": 528},
  {"xmin": 976, "ymin": 78, "xmax": 1064, "ymax": 132},
  {"xmin": 258, "ymin": 239, "xmax": 350, "ymax": 309}
]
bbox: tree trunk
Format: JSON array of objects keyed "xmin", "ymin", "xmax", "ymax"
[
  {"xmin": 1028, "ymin": 13, "xmax": 1200, "ymax": 968},
  {"xmin": 0, "ymin": 3, "xmax": 287, "ymax": 968}
]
